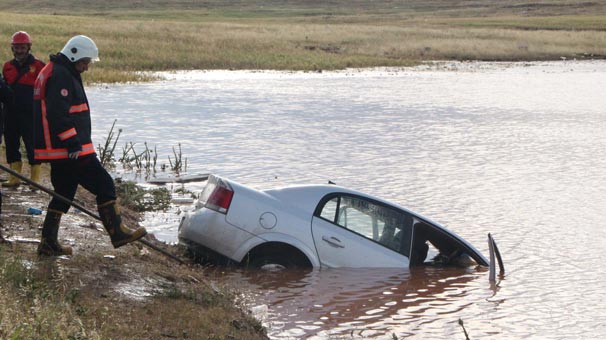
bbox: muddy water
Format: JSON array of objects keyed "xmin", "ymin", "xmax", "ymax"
[
  {"xmin": 218, "ymin": 266, "xmax": 493, "ymax": 339},
  {"xmin": 88, "ymin": 61, "xmax": 606, "ymax": 339}
]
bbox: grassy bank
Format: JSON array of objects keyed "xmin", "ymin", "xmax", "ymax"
[
  {"xmin": 0, "ymin": 0, "xmax": 605, "ymax": 82},
  {"xmin": 0, "ymin": 247, "xmax": 267, "ymax": 340},
  {"xmin": 0, "ymin": 146, "xmax": 267, "ymax": 340}
]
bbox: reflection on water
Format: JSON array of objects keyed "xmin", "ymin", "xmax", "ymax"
[
  {"xmin": 88, "ymin": 61, "xmax": 606, "ymax": 339},
  {"xmin": 218, "ymin": 266, "xmax": 489, "ymax": 339}
]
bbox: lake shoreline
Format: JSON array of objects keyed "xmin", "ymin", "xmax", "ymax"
[{"xmin": 0, "ymin": 151, "xmax": 269, "ymax": 340}]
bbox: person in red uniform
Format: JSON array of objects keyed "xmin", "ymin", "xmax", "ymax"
[
  {"xmin": 33, "ymin": 35, "xmax": 146, "ymax": 256},
  {"xmin": 2, "ymin": 31, "xmax": 45, "ymax": 187}
]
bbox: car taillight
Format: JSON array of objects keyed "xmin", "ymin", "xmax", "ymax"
[{"xmin": 205, "ymin": 180, "xmax": 234, "ymax": 214}]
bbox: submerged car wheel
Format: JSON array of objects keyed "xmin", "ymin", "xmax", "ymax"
[
  {"xmin": 244, "ymin": 242, "xmax": 312, "ymax": 270},
  {"xmin": 249, "ymin": 255, "xmax": 296, "ymax": 271}
]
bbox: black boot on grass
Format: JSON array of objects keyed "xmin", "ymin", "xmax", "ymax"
[{"xmin": 38, "ymin": 209, "xmax": 73, "ymax": 256}]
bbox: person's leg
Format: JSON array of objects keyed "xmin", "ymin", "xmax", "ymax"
[
  {"xmin": 47, "ymin": 161, "xmax": 79, "ymax": 213},
  {"xmin": 77, "ymin": 156, "xmax": 147, "ymax": 248},
  {"xmin": 0, "ymin": 108, "xmax": 4, "ymax": 146},
  {"xmin": 0, "ymin": 188, "xmax": 3, "ymax": 242},
  {"xmin": 0, "ymin": 188, "xmax": 3, "ymax": 221},
  {"xmin": 3, "ymin": 112, "xmax": 21, "ymax": 164},
  {"xmin": 29, "ymin": 163, "xmax": 42, "ymax": 183},
  {"xmin": 20, "ymin": 109, "xmax": 42, "ymax": 182},
  {"xmin": 77, "ymin": 156, "xmax": 117, "ymax": 205},
  {"xmin": 38, "ymin": 209, "xmax": 73, "ymax": 256},
  {"xmin": 38, "ymin": 161, "xmax": 78, "ymax": 256},
  {"xmin": 2, "ymin": 112, "xmax": 23, "ymax": 187},
  {"xmin": 0, "ymin": 110, "xmax": 4, "ymax": 183}
]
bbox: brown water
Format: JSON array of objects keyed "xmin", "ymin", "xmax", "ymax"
[
  {"xmin": 213, "ymin": 266, "xmax": 495, "ymax": 339},
  {"xmin": 89, "ymin": 61, "xmax": 606, "ymax": 339}
]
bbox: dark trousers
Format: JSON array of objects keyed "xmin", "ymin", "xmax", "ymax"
[
  {"xmin": 0, "ymin": 108, "xmax": 4, "ymax": 145},
  {"xmin": 4, "ymin": 110, "xmax": 40, "ymax": 165},
  {"xmin": 48, "ymin": 155, "xmax": 117, "ymax": 213}
]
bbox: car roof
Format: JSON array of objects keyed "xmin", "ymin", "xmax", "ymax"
[
  {"xmin": 263, "ymin": 184, "xmax": 374, "ymax": 213},
  {"xmin": 220, "ymin": 176, "xmax": 488, "ymax": 265}
]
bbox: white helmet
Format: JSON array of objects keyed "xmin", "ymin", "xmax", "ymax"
[{"xmin": 61, "ymin": 35, "xmax": 99, "ymax": 62}]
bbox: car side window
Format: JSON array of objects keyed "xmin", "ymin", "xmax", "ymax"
[
  {"xmin": 319, "ymin": 197, "xmax": 339, "ymax": 221},
  {"xmin": 336, "ymin": 196, "xmax": 374, "ymax": 238},
  {"xmin": 317, "ymin": 194, "xmax": 413, "ymax": 257}
]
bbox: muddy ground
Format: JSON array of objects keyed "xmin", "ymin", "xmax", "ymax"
[{"xmin": 0, "ymin": 161, "xmax": 268, "ymax": 340}]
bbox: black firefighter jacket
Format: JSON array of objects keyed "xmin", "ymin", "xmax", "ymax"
[{"xmin": 33, "ymin": 53, "xmax": 96, "ymax": 161}]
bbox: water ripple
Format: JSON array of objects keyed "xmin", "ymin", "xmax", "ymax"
[{"xmin": 88, "ymin": 61, "xmax": 606, "ymax": 339}]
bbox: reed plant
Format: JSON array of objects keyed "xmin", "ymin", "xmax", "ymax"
[
  {"xmin": 119, "ymin": 142, "xmax": 158, "ymax": 173},
  {"xmin": 98, "ymin": 119, "xmax": 121, "ymax": 167},
  {"xmin": 0, "ymin": 0, "xmax": 604, "ymax": 83},
  {"xmin": 96, "ymin": 122, "xmax": 183, "ymax": 176},
  {"xmin": 168, "ymin": 143, "xmax": 187, "ymax": 174}
]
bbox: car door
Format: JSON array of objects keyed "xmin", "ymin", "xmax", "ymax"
[{"xmin": 311, "ymin": 194, "xmax": 412, "ymax": 268}]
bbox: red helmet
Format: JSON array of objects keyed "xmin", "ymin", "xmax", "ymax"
[{"xmin": 11, "ymin": 31, "xmax": 32, "ymax": 45}]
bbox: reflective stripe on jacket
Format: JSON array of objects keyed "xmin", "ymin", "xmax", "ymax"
[{"xmin": 33, "ymin": 53, "xmax": 96, "ymax": 161}]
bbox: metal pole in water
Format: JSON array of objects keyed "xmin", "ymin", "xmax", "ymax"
[
  {"xmin": 488, "ymin": 233, "xmax": 505, "ymax": 282},
  {"xmin": 488, "ymin": 233, "xmax": 496, "ymax": 282},
  {"xmin": 493, "ymin": 234, "xmax": 505, "ymax": 275}
]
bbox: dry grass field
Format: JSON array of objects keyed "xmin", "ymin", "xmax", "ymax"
[{"xmin": 0, "ymin": 0, "xmax": 604, "ymax": 82}]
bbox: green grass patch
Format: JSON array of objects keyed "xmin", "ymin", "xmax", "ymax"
[
  {"xmin": 116, "ymin": 179, "xmax": 172, "ymax": 212},
  {"xmin": 0, "ymin": 252, "xmax": 95, "ymax": 339}
]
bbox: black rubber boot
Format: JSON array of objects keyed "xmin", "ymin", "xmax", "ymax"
[
  {"xmin": 38, "ymin": 209, "xmax": 73, "ymax": 256},
  {"xmin": 98, "ymin": 200, "xmax": 147, "ymax": 248}
]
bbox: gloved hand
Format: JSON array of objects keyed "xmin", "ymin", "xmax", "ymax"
[
  {"xmin": 68, "ymin": 150, "xmax": 81, "ymax": 159},
  {"xmin": 65, "ymin": 136, "xmax": 82, "ymax": 160}
]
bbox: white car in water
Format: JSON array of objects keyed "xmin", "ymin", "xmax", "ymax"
[{"xmin": 178, "ymin": 175, "xmax": 489, "ymax": 269}]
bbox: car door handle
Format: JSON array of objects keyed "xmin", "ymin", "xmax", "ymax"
[{"xmin": 322, "ymin": 236, "xmax": 345, "ymax": 248}]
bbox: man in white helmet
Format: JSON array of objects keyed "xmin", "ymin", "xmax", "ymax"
[{"xmin": 32, "ymin": 35, "xmax": 147, "ymax": 256}]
